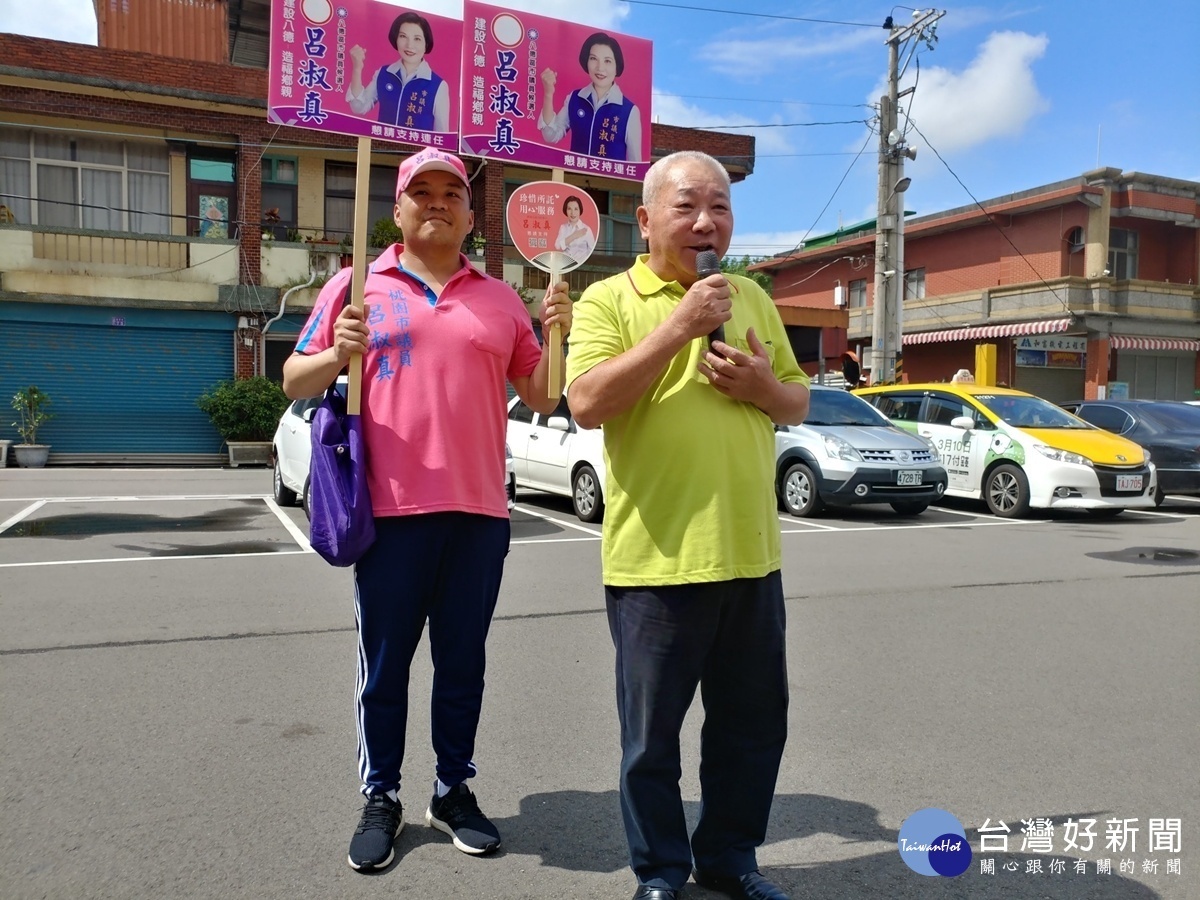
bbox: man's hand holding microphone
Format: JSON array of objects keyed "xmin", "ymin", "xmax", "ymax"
[{"xmin": 686, "ymin": 249, "xmax": 778, "ymax": 403}]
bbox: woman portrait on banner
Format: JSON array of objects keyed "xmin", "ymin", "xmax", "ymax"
[
  {"xmin": 347, "ymin": 11, "xmax": 450, "ymax": 132},
  {"xmin": 554, "ymin": 195, "xmax": 596, "ymax": 264},
  {"xmin": 539, "ymin": 32, "xmax": 644, "ymax": 162}
]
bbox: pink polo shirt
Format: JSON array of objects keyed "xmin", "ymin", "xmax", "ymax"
[{"xmin": 295, "ymin": 246, "xmax": 543, "ymax": 518}]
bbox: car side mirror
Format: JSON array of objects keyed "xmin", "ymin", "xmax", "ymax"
[
  {"xmin": 950, "ymin": 415, "xmax": 976, "ymax": 430},
  {"xmin": 302, "ymin": 407, "xmax": 316, "ymax": 423},
  {"xmin": 546, "ymin": 416, "xmax": 570, "ymax": 432}
]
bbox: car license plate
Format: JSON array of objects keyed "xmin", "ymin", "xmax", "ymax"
[
  {"xmin": 897, "ymin": 470, "xmax": 921, "ymax": 486},
  {"xmin": 1115, "ymin": 474, "xmax": 1143, "ymax": 492}
]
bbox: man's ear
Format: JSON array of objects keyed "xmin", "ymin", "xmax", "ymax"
[{"xmin": 636, "ymin": 206, "xmax": 649, "ymax": 240}]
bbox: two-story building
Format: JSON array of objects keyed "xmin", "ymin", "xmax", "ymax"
[
  {"xmin": 753, "ymin": 168, "xmax": 1200, "ymax": 403},
  {"xmin": 0, "ymin": 0, "xmax": 754, "ymax": 463}
]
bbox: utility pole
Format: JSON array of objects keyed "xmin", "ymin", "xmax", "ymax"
[{"xmin": 870, "ymin": 9, "xmax": 944, "ymax": 384}]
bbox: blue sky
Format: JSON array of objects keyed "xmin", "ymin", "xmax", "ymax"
[{"xmin": 5, "ymin": 1, "xmax": 1198, "ymax": 260}]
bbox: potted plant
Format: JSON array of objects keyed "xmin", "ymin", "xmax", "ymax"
[
  {"xmin": 196, "ymin": 376, "xmax": 290, "ymax": 468},
  {"xmin": 10, "ymin": 385, "xmax": 53, "ymax": 468},
  {"xmin": 469, "ymin": 234, "xmax": 487, "ymax": 257}
]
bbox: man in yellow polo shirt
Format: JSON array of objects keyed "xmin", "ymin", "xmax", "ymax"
[{"xmin": 566, "ymin": 151, "xmax": 810, "ymax": 900}]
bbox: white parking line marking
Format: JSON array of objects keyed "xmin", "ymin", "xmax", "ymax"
[
  {"xmin": 512, "ymin": 504, "xmax": 603, "ymax": 536},
  {"xmin": 0, "ymin": 549, "xmax": 313, "ymax": 569},
  {"xmin": 777, "ymin": 516, "xmax": 840, "ymax": 530},
  {"xmin": 264, "ymin": 498, "xmax": 314, "ymax": 550},
  {"xmin": 0, "ymin": 500, "xmax": 46, "ymax": 536},
  {"xmin": 2, "ymin": 493, "xmax": 273, "ymax": 504},
  {"xmin": 782, "ymin": 518, "xmax": 1037, "ymax": 535},
  {"xmin": 1121, "ymin": 508, "xmax": 1190, "ymax": 519},
  {"xmin": 512, "ymin": 536, "xmax": 601, "ymax": 545}
]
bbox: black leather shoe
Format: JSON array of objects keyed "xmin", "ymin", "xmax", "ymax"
[
  {"xmin": 632, "ymin": 887, "xmax": 680, "ymax": 900},
  {"xmin": 693, "ymin": 869, "xmax": 789, "ymax": 900}
]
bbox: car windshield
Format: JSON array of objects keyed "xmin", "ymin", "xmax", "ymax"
[
  {"xmin": 803, "ymin": 389, "xmax": 892, "ymax": 427},
  {"xmin": 974, "ymin": 393, "xmax": 1090, "ymax": 428},
  {"xmin": 1139, "ymin": 402, "xmax": 1200, "ymax": 431}
]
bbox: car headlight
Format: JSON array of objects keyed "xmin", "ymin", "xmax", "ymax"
[
  {"xmin": 823, "ymin": 434, "xmax": 862, "ymax": 461},
  {"xmin": 1034, "ymin": 444, "xmax": 1093, "ymax": 467},
  {"xmin": 505, "ymin": 443, "xmax": 513, "ymax": 460},
  {"xmin": 920, "ymin": 435, "xmax": 940, "ymax": 462}
]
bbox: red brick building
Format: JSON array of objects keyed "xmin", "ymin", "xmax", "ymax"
[
  {"xmin": 0, "ymin": 2, "xmax": 753, "ymax": 462},
  {"xmin": 753, "ymin": 169, "xmax": 1200, "ymax": 402}
]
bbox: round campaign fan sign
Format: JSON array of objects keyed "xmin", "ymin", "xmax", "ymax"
[{"xmin": 505, "ymin": 181, "xmax": 601, "ymax": 276}]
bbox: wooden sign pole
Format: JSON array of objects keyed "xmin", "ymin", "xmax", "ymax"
[
  {"xmin": 547, "ymin": 167, "xmax": 565, "ymax": 400},
  {"xmin": 347, "ymin": 136, "xmax": 371, "ymax": 416}
]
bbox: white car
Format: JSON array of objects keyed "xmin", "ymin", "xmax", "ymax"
[
  {"xmin": 273, "ymin": 379, "xmax": 516, "ymax": 516},
  {"xmin": 506, "ymin": 395, "xmax": 606, "ymax": 522}
]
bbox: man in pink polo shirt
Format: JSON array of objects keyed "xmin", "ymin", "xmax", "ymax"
[{"xmin": 284, "ymin": 147, "xmax": 572, "ymax": 873}]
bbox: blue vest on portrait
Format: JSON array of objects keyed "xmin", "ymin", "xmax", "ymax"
[
  {"xmin": 376, "ymin": 68, "xmax": 443, "ymax": 129},
  {"xmin": 567, "ymin": 90, "xmax": 634, "ymax": 159}
]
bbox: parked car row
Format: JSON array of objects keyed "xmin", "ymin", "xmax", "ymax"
[{"xmin": 274, "ymin": 378, "xmax": 1192, "ymax": 526}]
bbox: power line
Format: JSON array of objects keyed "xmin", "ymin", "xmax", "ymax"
[
  {"xmin": 691, "ymin": 118, "xmax": 872, "ymax": 130},
  {"xmin": 623, "ymin": 0, "xmax": 880, "ymax": 27},
  {"xmin": 785, "ymin": 125, "xmax": 876, "ymax": 255},
  {"xmin": 905, "ymin": 117, "xmax": 1072, "ymax": 315},
  {"xmin": 653, "ymin": 91, "xmax": 873, "ymax": 109}
]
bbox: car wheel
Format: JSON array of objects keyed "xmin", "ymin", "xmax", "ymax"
[
  {"xmin": 984, "ymin": 463, "xmax": 1030, "ymax": 518},
  {"xmin": 572, "ymin": 464, "xmax": 604, "ymax": 523},
  {"xmin": 781, "ymin": 462, "xmax": 824, "ymax": 517},
  {"xmin": 302, "ymin": 478, "xmax": 312, "ymax": 520},
  {"xmin": 890, "ymin": 500, "xmax": 928, "ymax": 516},
  {"xmin": 273, "ymin": 455, "xmax": 298, "ymax": 506}
]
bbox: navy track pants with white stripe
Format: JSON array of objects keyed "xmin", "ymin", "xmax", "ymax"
[{"xmin": 352, "ymin": 512, "xmax": 510, "ymax": 797}]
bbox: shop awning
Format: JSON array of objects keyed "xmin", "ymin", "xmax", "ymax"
[
  {"xmin": 1110, "ymin": 336, "xmax": 1200, "ymax": 352},
  {"xmin": 903, "ymin": 317, "xmax": 1073, "ymax": 345}
]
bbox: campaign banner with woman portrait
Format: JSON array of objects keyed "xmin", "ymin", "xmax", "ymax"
[
  {"xmin": 267, "ymin": 0, "xmax": 462, "ymax": 150},
  {"xmin": 460, "ymin": 1, "xmax": 652, "ymax": 181}
]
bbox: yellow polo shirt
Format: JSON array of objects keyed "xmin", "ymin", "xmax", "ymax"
[{"xmin": 565, "ymin": 256, "xmax": 809, "ymax": 586}]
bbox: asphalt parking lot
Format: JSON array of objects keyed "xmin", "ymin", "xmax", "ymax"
[{"xmin": 2, "ymin": 468, "xmax": 1197, "ymax": 899}]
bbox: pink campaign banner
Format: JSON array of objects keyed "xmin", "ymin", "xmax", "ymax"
[
  {"xmin": 460, "ymin": 1, "xmax": 652, "ymax": 181},
  {"xmin": 267, "ymin": 0, "xmax": 463, "ymax": 150}
]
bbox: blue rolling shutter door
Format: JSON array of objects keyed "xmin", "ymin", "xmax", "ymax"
[{"xmin": 0, "ymin": 302, "xmax": 233, "ymax": 455}]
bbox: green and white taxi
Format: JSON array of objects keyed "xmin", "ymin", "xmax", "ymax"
[{"xmin": 855, "ymin": 383, "xmax": 1157, "ymax": 518}]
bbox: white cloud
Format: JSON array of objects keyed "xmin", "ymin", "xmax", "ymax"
[
  {"xmin": 890, "ymin": 31, "xmax": 1050, "ymax": 154},
  {"xmin": 651, "ymin": 91, "xmax": 793, "ymax": 156},
  {"xmin": 0, "ymin": 0, "xmax": 97, "ymax": 44},
  {"xmin": 698, "ymin": 27, "xmax": 880, "ymax": 79}
]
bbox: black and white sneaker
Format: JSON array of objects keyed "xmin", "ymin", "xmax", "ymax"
[
  {"xmin": 424, "ymin": 783, "xmax": 501, "ymax": 855},
  {"xmin": 347, "ymin": 793, "xmax": 404, "ymax": 871}
]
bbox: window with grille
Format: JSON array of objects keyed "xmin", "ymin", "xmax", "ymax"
[
  {"xmin": 0, "ymin": 127, "xmax": 169, "ymax": 233},
  {"xmin": 325, "ymin": 162, "xmax": 395, "ymax": 239}
]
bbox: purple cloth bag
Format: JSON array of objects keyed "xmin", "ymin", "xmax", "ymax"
[{"xmin": 308, "ymin": 382, "xmax": 375, "ymax": 566}]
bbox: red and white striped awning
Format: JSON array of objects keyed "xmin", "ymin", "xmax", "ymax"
[
  {"xmin": 1110, "ymin": 336, "xmax": 1200, "ymax": 352},
  {"xmin": 903, "ymin": 318, "xmax": 1073, "ymax": 345}
]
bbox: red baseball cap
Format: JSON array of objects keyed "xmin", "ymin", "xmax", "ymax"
[{"xmin": 395, "ymin": 148, "xmax": 471, "ymax": 199}]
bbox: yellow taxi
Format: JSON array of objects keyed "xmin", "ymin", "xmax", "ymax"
[{"xmin": 855, "ymin": 382, "xmax": 1157, "ymax": 517}]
